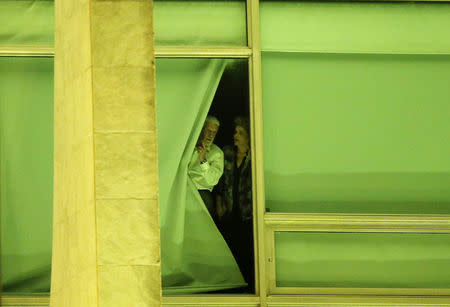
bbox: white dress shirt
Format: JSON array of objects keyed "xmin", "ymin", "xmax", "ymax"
[{"xmin": 188, "ymin": 143, "xmax": 224, "ymax": 191}]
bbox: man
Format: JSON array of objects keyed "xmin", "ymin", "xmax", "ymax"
[{"xmin": 188, "ymin": 115, "xmax": 224, "ymax": 217}]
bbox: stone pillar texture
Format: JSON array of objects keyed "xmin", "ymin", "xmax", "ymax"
[{"xmin": 51, "ymin": 0, "xmax": 161, "ymax": 305}]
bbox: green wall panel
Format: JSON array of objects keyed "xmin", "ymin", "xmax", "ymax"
[
  {"xmin": 262, "ymin": 52, "xmax": 450, "ymax": 214},
  {"xmin": 275, "ymin": 232, "xmax": 450, "ymax": 288},
  {"xmin": 0, "ymin": 57, "xmax": 53, "ymax": 293},
  {"xmin": 0, "ymin": 1, "xmax": 54, "ymax": 46},
  {"xmin": 260, "ymin": 1, "xmax": 450, "ymax": 53},
  {"xmin": 154, "ymin": 0, "xmax": 246, "ymax": 46}
]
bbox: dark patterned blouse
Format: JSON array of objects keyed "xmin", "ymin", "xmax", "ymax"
[{"xmin": 216, "ymin": 145, "xmax": 252, "ymax": 222}]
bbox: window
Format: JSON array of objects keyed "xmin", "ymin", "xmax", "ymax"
[
  {"xmin": 2, "ymin": 0, "xmax": 450, "ymax": 306},
  {"xmin": 0, "ymin": 0, "xmax": 54, "ymax": 301}
]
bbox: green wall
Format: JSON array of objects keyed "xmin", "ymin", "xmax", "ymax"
[{"xmin": 0, "ymin": 57, "xmax": 54, "ymax": 293}]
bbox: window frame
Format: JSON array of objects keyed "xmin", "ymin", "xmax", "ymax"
[{"xmin": 2, "ymin": 0, "xmax": 450, "ymax": 306}]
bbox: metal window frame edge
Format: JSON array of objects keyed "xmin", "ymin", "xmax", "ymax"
[{"xmin": 1, "ymin": 296, "xmax": 50, "ymax": 306}]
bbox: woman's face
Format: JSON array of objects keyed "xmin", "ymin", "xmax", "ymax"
[{"xmin": 233, "ymin": 125, "xmax": 249, "ymax": 148}]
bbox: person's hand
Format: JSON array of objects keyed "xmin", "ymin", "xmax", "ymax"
[{"xmin": 197, "ymin": 144, "xmax": 206, "ymax": 162}]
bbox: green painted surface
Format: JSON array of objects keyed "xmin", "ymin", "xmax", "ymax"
[
  {"xmin": 275, "ymin": 232, "xmax": 450, "ymax": 288},
  {"xmin": 154, "ymin": 1, "xmax": 247, "ymax": 46},
  {"xmin": 262, "ymin": 52, "xmax": 450, "ymax": 214},
  {"xmin": 0, "ymin": 1, "xmax": 54, "ymax": 46},
  {"xmin": 260, "ymin": 1, "xmax": 450, "ymax": 53},
  {"xmin": 0, "ymin": 57, "xmax": 54, "ymax": 293}
]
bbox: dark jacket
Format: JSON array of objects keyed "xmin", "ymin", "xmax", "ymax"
[{"xmin": 217, "ymin": 145, "xmax": 252, "ymax": 221}]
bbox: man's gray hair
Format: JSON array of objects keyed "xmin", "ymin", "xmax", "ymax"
[{"xmin": 205, "ymin": 115, "xmax": 220, "ymax": 127}]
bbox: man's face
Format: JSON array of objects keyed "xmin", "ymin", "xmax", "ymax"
[{"xmin": 201, "ymin": 121, "xmax": 219, "ymax": 146}]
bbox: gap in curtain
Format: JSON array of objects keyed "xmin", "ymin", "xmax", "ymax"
[{"xmin": 156, "ymin": 58, "xmax": 255, "ymax": 294}]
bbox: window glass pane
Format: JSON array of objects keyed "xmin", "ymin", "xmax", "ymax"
[
  {"xmin": 156, "ymin": 58, "xmax": 254, "ymax": 294},
  {"xmin": 0, "ymin": 0, "xmax": 54, "ymax": 46},
  {"xmin": 260, "ymin": 1, "xmax": 450, "ymax": 53},
  {"xmin": 154, "ymin": 0, "xmax": 247, "ymax": 46},
  {"xmin": 0, "ymin": 57, "xmax": 54, "ymax": 294},
  {"xmin": 261, "ymin": 1, "xmax": 450, "ymax": 214},
  {"xmin": 275, "ymin": 231, "xmax": 450, "ymax": 288},
  {"xmin": 262, "ymin": 52, "xmax": 450, "ymax": 214}
]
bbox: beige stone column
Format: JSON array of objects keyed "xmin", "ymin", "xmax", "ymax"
[
  {"xmin": 51, "ymin": 0, "xmax": 98, "ymax": 304},
  {"xmin": 51, "ymin": 0, "xmax": 161, "ymax": 305}
]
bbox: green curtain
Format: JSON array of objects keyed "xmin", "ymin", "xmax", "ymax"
[
  {"xmin": 275, "ymin": 232, "xmax": 450, "ymax": 288},
  {"xmin": 0, "ymin": 0, "xmax": 54, "ymax": 46},
  {"xmin": 260, "ymin": 1, "xmax": 450, "ymax": 54},
  {"xmin": 154, "ymin": 0, "xmax": 246, "ymax": 46},
  {"xmin": 261, "ymin": 2, "xmax": 450, "ymax": 214},
  {"xmin": 262, "ymin": 52, "xmax": 450, "ymax": 214},
  {"xmin": 261, "ymin": 1, "xmax": 450, "ymax": 291},
  {"xmin": 156, "ymin": 58, "xmax": 245, "ymax": 294},
  {"xmin": 0, "ymin": 57, "xmax": 54, "ymax": 293}
]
